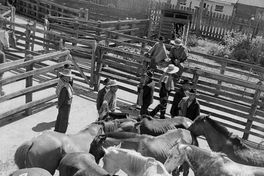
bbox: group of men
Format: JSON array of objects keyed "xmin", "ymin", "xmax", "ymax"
[{"xmin": 54, "ymin": 36, "xmax": 200, "ymax": 133}]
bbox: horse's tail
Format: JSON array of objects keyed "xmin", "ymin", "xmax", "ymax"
[{"xmin": 14, "ymin": 141, "xmax": 33, "ymax": 169}]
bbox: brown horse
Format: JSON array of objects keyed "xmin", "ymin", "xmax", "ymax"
[
  {"xmin": 89, "ymin": 129, "xmax": 198, "ymax": 176},
  {"xmin": 58, "ymin": 152, "xmax": 116, "ymax": 176},
  {"xmin": 9, "ymin": 168, "xmax": 52, "ymax": 176},
  {"xmin": 14, "ymin": 122, "xmax": 113, "ymax": 175},
  {"xmin": 188, "ymin": 115, "xmax": 264, "ymax": 167},
  {"xmin": 164, "ymin": 143, "xmax": 264, "ymax": 176}
]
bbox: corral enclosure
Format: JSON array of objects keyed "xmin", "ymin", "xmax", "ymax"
[{"xmin": 1, "ymin": 0, "xmax": 264, "ymax": 149}]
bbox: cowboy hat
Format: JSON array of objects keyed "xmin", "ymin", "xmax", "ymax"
[
  {"xmin": 106, "ymin": 79, "xmax": 118, "ymax": 87},
  {"xmin": 59, "ymin": 68, "xmax": 76, "ymax": 77},
  {"xmin": 144, "ymin": 70, "xmax": 154, "ymax": 78},
  {"xmin": 187, "ymin": 88, "xmax": 200, "ymax": 96},
  {"xmin": 163, "ymin": 64, "xmax": 179, "ymax": 74},
  {"xmin": 102, "ymin": 78, "xmax": 110, "ymax": 85},
  {"xmin": 179, "ymin": 79, "xmax": 193, "ymax": 85},
  {"xmin": 170, "ymin": 38, "xmax": 183, "ymax": 46}
]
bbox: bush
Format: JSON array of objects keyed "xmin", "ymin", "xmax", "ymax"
[
  {"xmin": 187, "ymin": 34, "xmax": 198, "ymax": 47},
  {"xmin": 207, "ymin": 44, "xmax": 231, "ymax": 57}
]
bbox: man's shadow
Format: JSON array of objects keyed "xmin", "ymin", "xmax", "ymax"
[{"xmin": 32, "ymin": 121, "xmax": 56, "ymax": 132}]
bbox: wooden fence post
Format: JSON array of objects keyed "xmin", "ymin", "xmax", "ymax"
[
  {"xmin": 25, "ymin": 22, "xmax": 31, "ymax": 56},
  {"xmin": 94, "ymin": 48, "xmax": 103, "ymax": 91},
  {"xmin": 215, "ymin": 61, "xmax": 227, "ymax": 97},
  {"xmin": 192, "ymin": 67, "xmax": 200, "ymax": 88},
  {"xmin": 30, "ymin": 21, "xmax": 37, "ymax": 51},
  {"xmin": 85, "ymin": 8, "xmax": 89, "ymax": 20},
  {"xmin": 243, "ymin": 81, "xmax": 262, "ymax": 140},
  {"xmin": 90, "ymin": 40, "xmax": 98, "ymax": 87},
  {"xmin": 25, "ymin": 54, "xmax": 34, "ymax": 115}
]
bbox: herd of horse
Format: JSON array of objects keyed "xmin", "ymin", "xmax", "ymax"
[{"xmin": 10, "ymin": 114, "xmax": 264, "ymax": 176}]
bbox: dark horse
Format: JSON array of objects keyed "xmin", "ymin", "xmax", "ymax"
[
  {"xmin": 138, "ymin": 116, "xmax": 193, "ymax": 136},
  {"xmin": 14, "ymin": 120, "xmax": 135, "ymax": 175},
  {"xmin": 89, "ymin": 129, "xmax": 198, "ymax": 176},
  {"xmin": 188, "ymin": 114, "xmax": 264, "ymax": 167},
  {"xmin": 58, "ymin": 152, "xmax": 116, "ymax": 176},
  {"xmin": 9, "ymin": 168, "xmax": 52, "ymax": 176}
]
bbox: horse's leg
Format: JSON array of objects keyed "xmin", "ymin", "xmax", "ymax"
[
  {"xmin": 182, "ymin": 161, "xmax": 189, "ymax": 176},
  {"xmin": 172, "ymin": 168, "xmax": 180, "ymax": 176}
]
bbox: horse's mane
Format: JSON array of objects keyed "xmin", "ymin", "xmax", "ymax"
[
  {"xmin": 105, "ymin": 132, "xmax": 142, "ymax": 139},
  {"xmin": 205, "ymin": 116, "xmax": 232, "ymax": 138},
  {"xmin": 141, "ymin": 118, "xmax": 178, "ymax": 134},
  {"xmin": 107, "ymin": 147, "xmax": 148, "ymax": 175},
  {"xmin": 79, "ymin": 122, "xmax": 103, "ymax": 134}
]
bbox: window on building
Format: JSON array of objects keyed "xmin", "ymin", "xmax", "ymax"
[
  {"xmin": 180, "ymin": 0, "xmax": 187, "ymax": 5},
  {"xmin": 215, "ymin": 5, "xmax": 224, "ymax": 12},
  {"xmin": 203, "ymin": 3, "xmax": 207, "ymax": 8}
]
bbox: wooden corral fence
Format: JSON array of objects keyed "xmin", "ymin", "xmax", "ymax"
[
  {"xmin": 15, "ymin": 0, "xmax": 147, "ymax": 23},
  {"xmin": 149, "ymin": 1, "xmax": 264, "ymax": 40},
  {"xmin": 0, "ymin": 3, "xmax": 15, "ymax": 28},
  {"xmin": 1, "ymin": 16, "xmax": 263, "ymax": 146},
  {"xmin": 44, "ymin": 14, "xmax": 151, "ymax": 42},
  {"xmin": 0, "ymin": 50, "xmax": 71, "ymax": 124},
  {"xmin": 88, "ymin": 30, "xmax": 264, "ymax": 145}
]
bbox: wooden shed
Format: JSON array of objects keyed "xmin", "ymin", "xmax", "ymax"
[{"xmin": 158, "ymin": 8, "xmax": 192, "ymax": 45}]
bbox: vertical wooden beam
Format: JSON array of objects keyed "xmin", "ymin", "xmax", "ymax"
[
  {"xmin": 243, "ymin": 81, "xmax": 262, "ymax": 139},
  {"xmin": 25, "ymin": 22, "xmax": 31, "ymax": 56},
  {"xmin": 25, "ymin": 54, "xmax": 34, "ymax": 115},
  {"xmin": 94, "ymin": 48, "xmax": 103, "ymax": 91},
  {"xmin": 196, "ymin": 0, "xmax": 204, "ymax": 37},
  {"xmin": 215, "ymin": 61, "xmax": 227, "ymax": 97},
  {"xmin": 30, "ymin": 21, "xmax": 36, "ymax": 51},
  {"xmin": 85, "ymin": 8, "xmax": 89, "ymax": 20},
  {"xmin": 192, "ymin": 68, "xmax": 200, "ymax": 88},
  {"xmin": 89, "ymin": 40, "xmax": 98, "ymax": 87}
]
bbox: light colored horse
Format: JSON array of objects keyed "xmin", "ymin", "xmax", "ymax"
[
  {"xmin": 102, "ymin": 145, "xmax": 172, "ymax": 176},
  {"xmin": 164, "ymin": 143, "xmax": 264, "ymax": 176}
]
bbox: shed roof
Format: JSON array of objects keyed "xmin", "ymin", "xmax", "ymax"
[
  {"xmin": 208, "ymin": 0, "xmax": 238, "ymax": 4},
  {"xmin": 237, "ymin": 0, "xmax": 264, "ymax": 7}
]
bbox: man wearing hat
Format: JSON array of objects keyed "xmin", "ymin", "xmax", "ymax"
[
  {"xmin": 144, "ymin": 36, "xmax": 168, "ymax": 71},
  {"xmin": 149, "ymin": 64, "xmax": 179, "ymax": 119},
  {"xmin": 178, "ymin": 88, "xmax": 200, "ymax": 121},
  {"xmin": 169, "ymin": 38, "xmax": 189, "ymax": 82},
  {"xmin": 96, "ymin": 78, "xmax": 110, "ymax": 114},
  {"xmin": 138, "ymin": 70, "xmax": 155, "ymax": 117},
  {"xmin": 55, "ymin": 67, "xmax": 75, "ymax": 133},
  {"xmin": 98, "ymin": 79, "xmax": 119, "ymax": 120},
  {"xmin": 170, "ymin": 79, "xmax": 192, "ymax": 117}
]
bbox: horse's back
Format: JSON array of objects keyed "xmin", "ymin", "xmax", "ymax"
[
  {"xmin": 10, "ymin": 168, "xmax": 52, "ymax": 176},
  {"xmin": 58, "ymin": 152, "xmax": 109, "ymax": 176}
]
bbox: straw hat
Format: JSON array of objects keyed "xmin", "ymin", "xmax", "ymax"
[
  {"xmin": 163, "ymin": 64, "xmax": 179, "ymax": 74},
  {"xmin": 59, "ymin": 68, "xmax": 76, "ymax": 77},
  {"xmin": 170, "ymin": 38, "xmax": 183, "ymax": 46},
  {"xmin": 179, "ymin": 79, "xmax": 193, "ymax": 85},
  {"xmin": 144, "ymin": 70, "xmax": 154, "ymax": 78},
  {"xmin": 107, "ymin": 79, "xmax": 118, "ymax": 87}
]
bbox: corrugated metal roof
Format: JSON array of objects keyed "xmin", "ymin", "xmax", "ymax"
[
  {"xmin": 237, "ymin": 0, "xmax": 264, "ymax": 7},
  {"xmin": 208, "ymin": 0, "xmax": 238, "ymax": 4}
]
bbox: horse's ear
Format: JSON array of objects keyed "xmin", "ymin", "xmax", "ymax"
[
  {"xmin": 178, "ymin": 143, "xmax": 188, "ymax": 153},
  {"xmin": 98, "ymin": 134, "xmax": 107, "ymax": 141},
  {"xmin": 116, "ymin": 142, "xmax": 122, "ymax": 148},
  {"xmin": 102, "ymin": 147, "xmax": 109, "ymax": 155}
]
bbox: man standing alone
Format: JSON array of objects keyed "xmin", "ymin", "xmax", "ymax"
[{"xmin": 55, "ymin": 68, "xmax": 75, "ymax": 133}]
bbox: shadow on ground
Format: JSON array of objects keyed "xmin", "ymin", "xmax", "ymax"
[{"xmin": 32, "ymin": 121, "xmax": 56, "ymax": 132}]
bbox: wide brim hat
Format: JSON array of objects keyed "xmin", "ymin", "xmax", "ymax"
[
  {"xmin": 170, "ymin": 38, "xmax": 183, "ymax": 46},
  {"xmin": 59, "ymin": 68, "xmax": 76, "ymax": 77},
  {"xmin": 107, "ymin": 79, "xmax": 118, "ymax": 87},
  {"xmin": 179, "ymin": 79, "xmax": 193, "ymax": 85},
  {"xmin": 163, "ymin": 64, "xmax": 179, "ymax": 74},
  {"xmin": 187, "ymin": 89, "xmax": 200, "ymax": 96},
  {"xmin": 144, "ymin": 70, "xmax": 154, "ymax": 78},
  {"xmin": 102, "ymin": 78, "xmax": 110, "ymax": 85}
]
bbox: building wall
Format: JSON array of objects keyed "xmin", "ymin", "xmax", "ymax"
[{"xmin": 170, "ymin": 0, "xmax": 234, "ymax": 16}]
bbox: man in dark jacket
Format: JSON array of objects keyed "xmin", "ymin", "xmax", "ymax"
[
  {"xmin": 178, "ymin": 88, "xmax": 200, "ymax": 121},
  {"xmin": 170, "ymin": 79, "xmax": 192, "ymax": 117},
  {"xmin": 96, "ymin": 78, "xmax": 110, "ymax": 113},
  {"xmin": 138, "ymin": 70, "xmax": 155, "ymax": 117},
  {"xmin": 54, "ymin": 68, "xmax": 75, "ymax": 133}
]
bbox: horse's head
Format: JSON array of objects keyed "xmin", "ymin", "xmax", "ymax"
[
  {"xmin": 188, "ymin": 114, "xmax": 210, "ymax": 137},
  {"xmin": 89, "ymin": 134, "xmax": 106, "ymax": 164},
  {"xmin": 164, "ymin": 142, "xmax": 189, "ymax": 173},
  {"xmin": 102, "ymin": 145, "xmax": 122, "ymax": 175}
]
